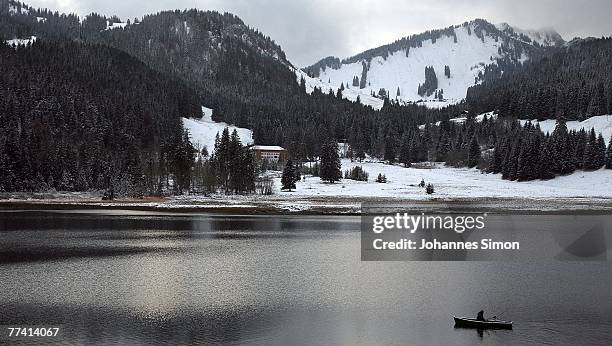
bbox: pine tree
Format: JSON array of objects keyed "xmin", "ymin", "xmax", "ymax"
[
  {"xmin": 606, "ymin": 136, "xmax": 612, "ymax": 169},
  {"xmin": 435, "ymin": 132, "xmax": 450, "ymax": 162},
  {"xmin": 573, "ymin": 129, "xmax": 587, "ymax": 169},
  {"xmin": 467, "ymin": 135, "xmax": 481, "ymax": 168},
  {"xmin": 281, "ymin": 159, "xmax": 297, "ymax": 191},
  {"xmin": 228, "ymin": 129, "xmax": 243, "ymax": 192},
  {"xmin": 538, "ymin": 140, "xmax": 556, "ymax": 180},
  {"xmin": 352, "ymin": 136, "xmax": 366, "ymax": 163},
  {"xmin": 215, "ymin": 128, "xmax": 231, "ymax": 189},
  {"xmin": 583, "ymin": 128, "xmax": 599, "ymax": 170},
  {"xmin": 595, "ymin": 134, "xmax": 607, "ymax": 168},
  {"xmin": 516, "ymin": 135, "xmax": 538, "ymax": 181},
  {"xmin": 383, "ymin": 137, "xmax": 396, "ymax": 164},
  {"xmin": 320, "ymin": 140, "xmax": 341, "ymax": 183},
  {"xmin": 426, "ymin": 184, "xmax": 434, "ymax": 194},
  {"xmin": 551, "ymin": 119, "xmax": 574, "ymax": 175},
  {"xmin": 398, "ymin": 135, "xmax": 412, "ymax": 167}
]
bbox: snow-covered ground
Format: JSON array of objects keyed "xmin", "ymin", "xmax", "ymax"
[
  {"xmin": 520, "ymin": 115, "xmax": 612, "ymax": 143},
  {"xmin": 6, "ymin": 36, "xmax": 37, "ymax": 47},
  {"xmin": 7, "ymin": 158, "xmax": 608, "ymax": 213},
  {"xmin": 272, "ymin": 159, "xmax": 612, "ymax": 200},
  {"xmin": 182, "ymin": 107, "xmax": 253, "ymax": 151}
]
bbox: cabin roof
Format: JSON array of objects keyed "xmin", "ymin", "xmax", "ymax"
[{"xmin": 251, "ymin": 145, "xmax": 285, "ymax": 151}]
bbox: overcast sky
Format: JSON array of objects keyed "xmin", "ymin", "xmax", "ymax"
[{"xmin": 27, "ymin": 0, "xmax": 612, "ymax": 66}]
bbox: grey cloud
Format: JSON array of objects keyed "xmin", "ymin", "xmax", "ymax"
[{"xmin": 26, "ymin": 0, "xmax": 612, "ymax": 67}]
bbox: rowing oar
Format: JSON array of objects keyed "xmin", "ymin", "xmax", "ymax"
[{"xmin": 492, "ymin": 308, "xmax": 508, "ymax": 320}]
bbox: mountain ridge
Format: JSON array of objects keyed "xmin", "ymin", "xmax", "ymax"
[{"xmin": 303, "ymin": 19, "xmax": 564, "ymax": 106}]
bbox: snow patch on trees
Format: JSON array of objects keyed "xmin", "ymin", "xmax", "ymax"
[
  {"xmin": 295, "ymin": 69, "xmax": 384, "ymax": 110},
  {"xmin": 106, "ymin": 22, "xmax": 128, "ymax": 30},
  {"xmin": 6, "ymin": 36, "xmax": 37, "ymax": 47},
  {"xmin": 520, "ymin": 115, "xmax": 612, "ymax": 144}
]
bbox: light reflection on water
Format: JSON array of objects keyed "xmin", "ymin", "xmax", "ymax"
[{"xmin": 0, "ymin": 211, "xmax": 611, "ymax": 345}]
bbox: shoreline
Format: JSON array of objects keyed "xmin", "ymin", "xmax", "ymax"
[{"xmin": 1, "ymin": 195, "xmax": 611, "ymax": 215}]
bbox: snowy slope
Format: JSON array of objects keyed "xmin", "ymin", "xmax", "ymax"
[
  {"xmin": 305, "ymin": 19, "xmax": 559, "ymax": 108},
  {"xmin": 295, "ymin": 69, "xmax": 385, "ymax": 110},
  {"xmin": 315, "ymin": 25, "xmax": 505, "ymax": 106},
  {"xmin": 182, "ymin": 107, "xmax": 253, "ymax": 151},
  {"xmin": 520, "ymin": 115, "xmax": 612, "ymax": 144}
]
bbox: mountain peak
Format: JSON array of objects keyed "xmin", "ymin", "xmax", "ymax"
[
  {"xmin": 303, "ymin": 18, "xmax": 558, "ymax": 107},
  {"xmin": 495, "ymin": 22, "xmax": 565, "ymax": 47}
]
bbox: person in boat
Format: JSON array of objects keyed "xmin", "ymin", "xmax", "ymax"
[{"xmin": 476, "ymin": 310, "xmax": 486, "ymax": 321}]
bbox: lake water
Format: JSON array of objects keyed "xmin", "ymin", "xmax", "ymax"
[{"xmin": 1, "ymin": 210, "xmax": 611, "ymax": 345}]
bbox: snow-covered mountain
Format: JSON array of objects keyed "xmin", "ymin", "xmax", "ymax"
[
  {"xmin": 303, "ymin": 19, "xmax": 565, "ymax": 108},
  {"xmin": 495, "ymin": 22, "xmax": 565, "ymax": 47}
]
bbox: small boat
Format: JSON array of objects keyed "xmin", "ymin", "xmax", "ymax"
[{"xmin": 453, "ymin": 316, "xmax": 513, "ymax": 329}]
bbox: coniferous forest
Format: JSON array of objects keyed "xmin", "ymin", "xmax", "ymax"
[
  {"xmin": 1, "ymin": 0, "xmax": 611, "ymax": 197},
  {"xmin": 0, "ymin": 40, "xmax": 201, "ymax": 194}
]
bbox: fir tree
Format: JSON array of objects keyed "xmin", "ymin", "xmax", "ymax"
[
  {"xmin": 573, "ymin": 129, "xmax": 587, "ymax": 169},
  {"xmin": 537, "ymin": 140, "xmax": 556, "ymax": 180},
  {"xmin": 426, "ymin": 184, "xmax": 434, "ymax": 194},
  {"xmin": 551, "ymin": 119, "xmax": 575, "ymax": 175},
  {"xmin": 398, "ymin": 135, "xmax": 412, "ymax": 167},
  {"xmin": 281, "ymin": 159, "xmax": 297, "ymax": 191},
  {"xmin": 319, "ymin": 140, "xmax": 341, "ymax": 183},
  {"xmin": 595, "ymin": 134, "xmax": 607, "ymax": 168},
  {"xmin": 436, "ymin": 132, "xmax": 450, "ymax": 162},
  {"xmin": 467, "ymin": 135, "xmax": 481, "ymax": 168},
  {"xmin": 383, "ymin": 137, "xmax": 396, "ymax": 164},
  {"xmin": 583, "ymin": 128, "xmax": 601, "ymax": 170}
]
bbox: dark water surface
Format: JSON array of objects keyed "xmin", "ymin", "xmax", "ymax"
[{"xmin": 1, "ymin": 210, "xmax": 611, "ymax": 345}]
